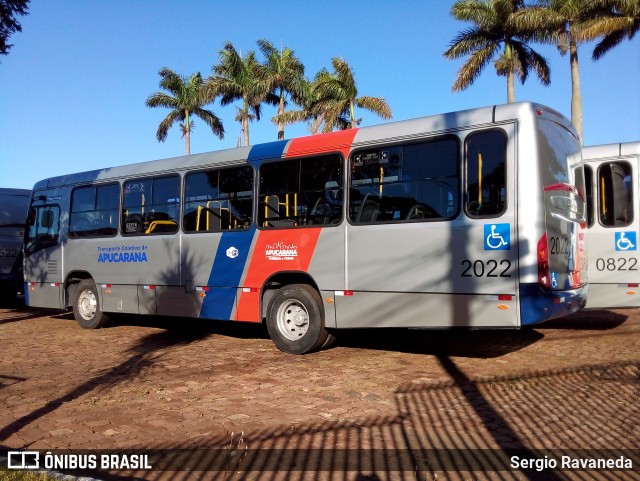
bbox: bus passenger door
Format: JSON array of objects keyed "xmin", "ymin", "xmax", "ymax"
[
  {"xmin": 24, "ymin": 197, "xmax": 65, "ymax": 309},
  {"xmin": 584, "ymin": 156, "xmax": 639, "ymax": 308}
]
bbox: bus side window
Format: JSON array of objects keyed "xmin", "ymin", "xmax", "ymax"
[
  {"xmin": 349, "ymin": 138, "xmax": 459, "ymax": 224},
  {"xmin": 259, "ymin": 155, "xmax": 343, "ymax": 228},
  {"xmin": 183, "ymin": 166, "xmax": 253, "ymax": 233},
  {"xmin": 465, "ymin": 130, "xmax": 507, "ymax": 218},
  {"xmin": 598, "ymin": 161, "xmax": 633, "ymax": 227},
  {"xmin": 122, "ymin": 176, "xmax": 179, "ymax": 236}
]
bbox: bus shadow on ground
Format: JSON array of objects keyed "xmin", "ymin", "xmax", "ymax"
[
  {"xmin": 537, "ymin": 309, "xmax": 628, "ymax": 330},
  {"xmin": 79, "ymin": 357, "xmax": 640, "ymax": 481},
  {"xmin": 333, "ymin": 327, "xmax": 543, "ymax": 358}
]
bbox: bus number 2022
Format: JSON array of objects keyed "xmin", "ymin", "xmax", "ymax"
[{"xmin": 461, "ymin": 259, "xmax": 512, "ymax": 278}]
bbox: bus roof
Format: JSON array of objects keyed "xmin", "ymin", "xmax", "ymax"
[{"xmin": 583, "ymin": 141, "xmax": 640, "ymax": 160}]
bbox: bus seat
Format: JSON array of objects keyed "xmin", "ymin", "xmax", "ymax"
[{"xmin": 356, "ymin": 195, "xmax": 380, "ymax": 223}]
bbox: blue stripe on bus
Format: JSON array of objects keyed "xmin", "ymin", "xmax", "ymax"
[
  {"xmin": 199, "ymin": 141, "xmax": 289, "ymax": 320},
  {"xmin": 245, "ymin": 140, "xmax": 289, "ymax": 165},
  {"xmin": 200, "ymin": 230, "xmax": 255, "ymax": 320}
]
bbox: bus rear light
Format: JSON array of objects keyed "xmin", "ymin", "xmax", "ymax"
[
  {"xmin": 538, "ymin": 233, "xmax": 550, "ymax": 288},
  {"xmin": 544, "ymin": 183, "xmax": 578, "ymax": 194}
]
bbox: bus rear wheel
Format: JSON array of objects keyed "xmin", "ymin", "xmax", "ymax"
[
  {"xmin": 72, "ymin": 279, "xmax": 108, "ymax": 329},
  {"xmin": 266, "ymin": 284, "xmax": 329, "ymax": 354}
]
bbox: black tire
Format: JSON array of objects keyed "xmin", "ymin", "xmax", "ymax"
[
  {"xmin": 266, "ymin": 284, "xmax": 329, "ymax": 354},
  {"xmin": 72, "ymin": 279, "xmax": 108, "ymax": 329}
]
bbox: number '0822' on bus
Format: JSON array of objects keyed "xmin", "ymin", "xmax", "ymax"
[
  {"xmin": 582, "ymin": 141, "xmax": 640, "ymax": 308},
  {"xmin": 23, "ymin": 102, "xmax": 588, "ymax": 354}
]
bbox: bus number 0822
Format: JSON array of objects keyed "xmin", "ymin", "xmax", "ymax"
[
  {"xmin": 595, "ymin": 257, "xmax": 638, "ymax": 271},
  {"xmin": 461, "ymin": 259, "xmax": 512, "ymax": 278}
]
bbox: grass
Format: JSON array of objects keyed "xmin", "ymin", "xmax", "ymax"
[{"xmin": 0, "ymin": 467, "xmax": 60, "ymax": 481}]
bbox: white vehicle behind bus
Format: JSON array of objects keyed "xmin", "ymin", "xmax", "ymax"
[{"xmin": 583, "ymin": 141, "xmax": 640, "ymax": 308}]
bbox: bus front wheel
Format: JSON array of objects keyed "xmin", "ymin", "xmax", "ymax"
[
  {"xmin": 266, "ymin": 284, "xmax": 329, "ymax": 354},
  {"xmin": 72, "ymin": 279, "xmax": 108, "ymax": 329}
]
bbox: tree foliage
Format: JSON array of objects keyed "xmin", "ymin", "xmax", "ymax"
[
  {"xmin": 0, "ymin": 0, "xmax": 29, "ymax": 58},
  {"xmin": 145, "ymin": 67, "xmax": 224, "ymax": 155},
  {"xmin": 444, "ymin": 0, "xmax": 551, "ymax": 103}
]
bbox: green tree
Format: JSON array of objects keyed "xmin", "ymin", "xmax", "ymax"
[
  {"xmin": 578, "ymin": 0, "xmax": 640, "ymax": 59},
  {"xmin": 0, "ymin": 0, "xmax": 29, "ymax": 58},
  {"xmin": 311, "ymin": 57, "xmax": 392, "ymax": 132},
  {"xmin": 207, "ymin": 42, "xmax": 273, "ymax": 146},
  {"xmin": 258, "ymin": 39, "xmax": 307, "ymax": 140},
  {"xmin": 145, "ymin": 68, "xmax": 224, "ymax": 155},
  {"xmin": 271, "ymin": 76, "xmax": 324, "ymax": 135},
  {"xmin": 444, "ymin": 0, "xmax": 551, "ymax": 103},
  {"xmin": 514, "ymin": 0, "xmax": 606, "ymax": 140}
]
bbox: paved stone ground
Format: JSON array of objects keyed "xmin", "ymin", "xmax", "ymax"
[{"xmin": 0, "ymin": 302, "xmax": 638, "ymax": 481}]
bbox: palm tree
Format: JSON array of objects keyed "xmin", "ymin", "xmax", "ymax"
[
  {"xmin": 578, "ymin": 0, "xmax": 640, "ymax": 60},
  {"xmin": 444, "ymin": 0, "xmax": 551, "ymax": 104},
  {"xmin": 272, "ymin": 76, "xmax": 325, "ymax": 135},
  {"xmin": 311, "ymin": 57, "xmax": 392, "ymax": 132},
  {"xmin": 145, "ymin": 67, "xmax": 224, "ymax": 155},
  {"xmin": 257, "ymin": 39, "xmax": 307, "ymax": 140},
  {"xmin": 513, "ymin": 0, "xmax": 605, "ymax": 140},
  {"xmin": 207, "ymin": 42, "xmax": 273, "ymax": 146}
]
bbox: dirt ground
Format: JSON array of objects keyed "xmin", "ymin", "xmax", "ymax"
[{"xmin": 0, "ymin": 301, "xmax": 638, "ymax": 481}]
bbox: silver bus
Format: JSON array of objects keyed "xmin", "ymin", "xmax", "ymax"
[
  {"xmin": 24, "ymin": 102, "xmax": 587, "ymax": 354},
  {"xmin": 583, "ymin": 141, "xmax": 640, "ymax": 309},
  {"xmin": 0, "ymin": 188, "xmax": 30, "ymax": 304}
]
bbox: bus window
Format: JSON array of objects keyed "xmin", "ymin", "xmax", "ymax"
[
  {"xmin": 69, "ymin": 183, "xmax": 119, "ymax": 238},
  {"xmin": 183, "ymin": 166, "xmax": 253, "ymax": 232},
  {"xmin": 349, "ymin": 137, "xmax": 459, "ymax": 224},
  {"xmin": 259, "ymin": 154, "xmax": 343, "ymax": 227},
  {"xmin": 584, "ymin": 165, "xmax": 595, "ymax": 227},
  {"xmin": 598, "ymin": 161, "xmax": 633, "ymax": 227},
  {"xmin": 122, "ymin": 175, "xmax": 179, "ymax": 235},
  {"xmin": 465, "ymin": 130, "xmax": 507, "ymax": 217},
  {"xmin": 24, "ymin": 204, "xmax": 60, "ymax": 256}
]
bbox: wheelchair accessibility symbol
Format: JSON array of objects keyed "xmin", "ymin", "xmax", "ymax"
[
  {"xmin": 484, "ymin": 223, "xmax": 510, "ymax": 250},
  {"xmin": 615, "ymin": 232, "xmax": 637, "ymax": 251}
]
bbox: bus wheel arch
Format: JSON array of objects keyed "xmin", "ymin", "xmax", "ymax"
[{"xmin": 64, "ymin": 271, "xmax": 93, "ymax": 309}]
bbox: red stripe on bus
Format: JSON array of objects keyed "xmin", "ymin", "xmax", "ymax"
[
  {"xmin": 235, "ymin": 130, "xmax": 359, "ymax": 321},
  {"xmin": 285, "ymin": 129, "xmax": 358, "ymax": 158},
  {"xmin": 235, "ymin": 228, "xmax": 322, "ymax": 321}
]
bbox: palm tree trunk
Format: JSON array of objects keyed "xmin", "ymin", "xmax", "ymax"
[
  {"xmin": 349, "ymin": 101, "xmax": 357, "ymax": 129},
  {"xmin": 569, "ymin": 38, "xmax": 584, "ymax": 143},
  {"xmin": 278, "ymin": 93, "xmax": 285, "ymax": 140},
  {"xmin": 243, "ymin": 117, "xmax": 250, "ymax": 146},
  {"xmin": 185, "ymin": 110, "xmax": 190, "ymax": 155},
  {"xmin": 507, "ymin": 70, "xmax": 515, "ymax": 103}
]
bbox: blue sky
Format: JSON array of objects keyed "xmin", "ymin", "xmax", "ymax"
[{"xmin": 1, "ymin": 0, "xmax": 638, "ymax": 190}]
